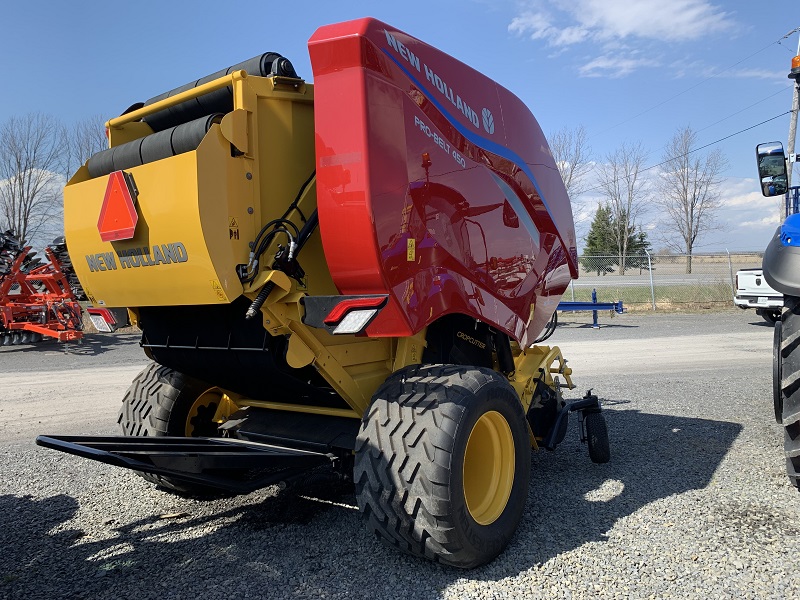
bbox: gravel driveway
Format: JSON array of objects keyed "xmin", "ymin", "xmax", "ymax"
[{"xmin": 1, "ymin": 310, "xmax": 798, "ymax": 599}]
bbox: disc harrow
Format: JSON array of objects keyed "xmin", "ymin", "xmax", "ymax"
[{"xmin": 0, "ymin": 230, "xmax": 84, "ymax": 345}]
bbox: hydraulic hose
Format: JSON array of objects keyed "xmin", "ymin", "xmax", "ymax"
[
  {"xmin": 243, "ymin": 209, "xmax": 318, "ymax": 319},
  {"xmin": 245, "ymin": 282, "xmax": 275, "ymax": 320}
]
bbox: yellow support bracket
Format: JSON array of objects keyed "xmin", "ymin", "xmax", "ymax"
[
  {"xmin": 220, "ymin": 109, "xmax": 250, "ymax": 156},
  {"xmin": 509, "ymin": 344, "xmax": 573, "ymax": 413},
  {"xmin": 243, "ymin": 269, "xmax": 293, "ymax": 297}
]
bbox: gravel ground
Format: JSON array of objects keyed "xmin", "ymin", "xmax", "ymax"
[{"xmin": 1, "ymin": 309, "xmax": 799, "ymax": 599}]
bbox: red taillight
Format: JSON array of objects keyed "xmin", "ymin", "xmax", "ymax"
[
  {"xmin": 86, "ymin": 307, "xmax": 117, "ymax": 333},
  {"xmin": 324, "ymin": 296, "xmax": 387, "ymax": 325}
]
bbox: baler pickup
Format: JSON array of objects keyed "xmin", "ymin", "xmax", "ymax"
[{"xmin": 36, "ymin": 435, "xmax": 333, "ymax": 494}]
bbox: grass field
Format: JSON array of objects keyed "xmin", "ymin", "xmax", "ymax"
[{"xmin": 563, "ymin": 281, "xmax": 734, "ymax": 307}]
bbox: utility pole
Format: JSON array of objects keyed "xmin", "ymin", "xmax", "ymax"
[{"xmin": 787, "ymin": 32, "xmax": 800, "ymax": 188}]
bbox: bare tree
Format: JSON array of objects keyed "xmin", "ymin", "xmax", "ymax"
[
  {"xmin": 595, "ymin": 141, "xmax": 650, "ymax": 274},
  {"xmin": 0, "ymin": 114, "xmax": 66, "ymax": 245},
  {"xmin": 64, "ymin": 116, "xmax": 108, "ymax": 178},
  {"xmin": 656, "ymin": 126, "xmax": 726, "ymax": 274},
  {"xmin": 548, "ymin": 125, "xmax": 593, "ymax": 214}
]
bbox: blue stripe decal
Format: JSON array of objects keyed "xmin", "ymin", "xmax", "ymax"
[
  {"xmin": 381, "ymin": 49, "xmax": 555, "ymax": 221},
  {"xmin": 488, "ymin": 171, "xmax": 540, "ymax": 248}
]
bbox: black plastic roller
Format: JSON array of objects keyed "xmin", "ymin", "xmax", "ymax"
[
  {"xmin": 142, "ymin": 53, "xmax": 298, "ymax": 132},
  {"xmin": 87, "ymin": 114, "xmax": 223, "ymax": 178}
]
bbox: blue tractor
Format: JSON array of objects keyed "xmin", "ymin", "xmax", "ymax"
[{"xmin": 759, "ymin": 140, "xmax": 800, "ymax": 490}]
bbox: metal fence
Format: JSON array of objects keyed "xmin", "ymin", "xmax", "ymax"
[{"xmin": 569, "ymin": 252, "xmax": 763, "ymax": 309}]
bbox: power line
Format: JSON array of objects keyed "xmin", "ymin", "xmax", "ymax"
[
  {"xmin": 648, "ymin": 111, "xmax": 791, "ymax": 171},
  {"xmin": 590, "ymin": 30, "xmax": 798, "ymax": 139},
  {"xmin": 582, "ymin": 111, "xmax": 792, "ymax": 196},
  {"xmin": 696, "ymin": 85, "xmax": 794, "ymax": 133}
]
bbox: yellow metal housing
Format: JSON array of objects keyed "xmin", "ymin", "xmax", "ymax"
[{"xmin": 64, "ymin": 74, "xmax": 321, "ymax": 308}]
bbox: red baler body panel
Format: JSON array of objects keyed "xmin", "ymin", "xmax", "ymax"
[{"xmin": 309, "ymin": 18, "xmax": 577, "ymax": 345}]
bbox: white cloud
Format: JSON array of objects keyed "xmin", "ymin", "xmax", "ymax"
[
  {"xmin": 738, "ymin": 214, "xmax": 781, "ymax": 228},
  {"xmin": 719, "ymin": 178, "xmax": 785, "ymax": 211},
  {"xmin": 509, "ymin": 0, "xmax": 737, "ymax": 78},
  {"xmin": 0, "ymin": 169, "xmax": 65, "ymax": 250},
  {"xmin": 578, "ymin": 55, "xmax": 660, "ymax": 78},
  {"xmin": 572, "ymin": 0, "xmax": 733, "ymax": 42},
  {"xmin": 702, "ymin": 177, "xmax": 783, "ymax": 250},
  {"xmin": 510, "ymin": 0, "xmax": 734, "ymax": 46},
  {"xmin": 509, "ymin": 12, "xmax": 590, "ymax": 47},
  {"xmin": 670, "ymin": 59, "xmax": 788, "ymax": 82},
  {"xmin": 725, "ymin": 68, "xmax": 788, "ymax": 81}
]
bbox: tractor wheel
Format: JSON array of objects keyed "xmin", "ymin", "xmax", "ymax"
[
  {"xmin": 585, "ymin": 412, "xmax": 610, "ymax": 464},
  {"xmin": 774, "ymin": 319, "xmax": 783, "ymax": 424},
  {"xmin": 354, "ymin": 365, "xmax": 530, "ymax": 568},
  {"xmin": 119, "ymin": 362, "xmax": 234, "ymax": 495},
  {"xmin": 779, "ymin": 296, "xmax": 800, "ymax": 491}
]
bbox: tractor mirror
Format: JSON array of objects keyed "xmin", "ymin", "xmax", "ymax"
[{"xmin": 756, "ymin": 141, "xmax": 788, "ymax": 197}]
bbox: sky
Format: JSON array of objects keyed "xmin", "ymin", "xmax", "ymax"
[{"xmin": 1, "ymin": 0, "xmax": 798, "ymax": 252}]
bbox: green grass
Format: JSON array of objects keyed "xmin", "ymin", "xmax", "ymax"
[{"xmin": 564, "ymin": 282, "xmax": 733, "ymax": 305}]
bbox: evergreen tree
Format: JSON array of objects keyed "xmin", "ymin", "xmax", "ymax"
[
  {"xmin": 581, "ymin": 204, "xmax": 616, "ymax": 275},
  {"xmin": 623, "ymin": 230, "xmax": 653, "ymax": 272},
  {"xmin": 581, "ymin": 204, "xmax": 652, "ymax": 275}
]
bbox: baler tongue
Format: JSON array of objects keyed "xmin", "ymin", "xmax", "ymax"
[{"xmin": 36, "ymin": 435, "xmax": 333, "ymax": 494}]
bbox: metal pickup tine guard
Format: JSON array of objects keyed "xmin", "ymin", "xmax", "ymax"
[{"xmin": 37, "ymin": 17, "xmax": 610, "ymax": 568}]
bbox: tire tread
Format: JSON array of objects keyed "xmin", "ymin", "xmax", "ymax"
[
  {"xmin": 780, "ymin": 297, "xmax": 800, "ymax": 490},
  {"xmin": 118, "ymin": 362, "xmax": 217, "ymax": 495},
  {"xmin": 354, "ymin": 364, "xmax": 528, "ymax": 568}
]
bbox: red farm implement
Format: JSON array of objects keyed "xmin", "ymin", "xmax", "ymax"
[{"xmin": 0, "ymin": 231, "xmax": 84, "ymax": 345}]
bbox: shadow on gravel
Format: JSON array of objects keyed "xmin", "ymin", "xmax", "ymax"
[
  {"xmin": 747, "ymin": 320, "xmax": 776, "ymax": 328},
  {"xmin": 0, "ymin": 409, "xmax": 742, "ymax": 599},
  {"xmin": 0, "ymin": 494, "xmax": 82, "ymax": 594},
  {"xmin": 480, "ymin": 407, "xmax": 743, "ymax": 580},
  {"xmin": 0, "ymin": 333, "xmax": 140, "ymax": 356},
  {"xmin": 557, "ymin": 319, "xmax": 639, "ymax": 330}
]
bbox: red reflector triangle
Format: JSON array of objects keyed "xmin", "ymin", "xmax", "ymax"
[{"xmin": 98, "ymin": 170, "xmax": 138, "ymax": 242}]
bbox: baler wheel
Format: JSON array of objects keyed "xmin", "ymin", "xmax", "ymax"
[
  {"xmin": 779, "ymin": 296, "xmax": 800, "ymax": 491},
  {"xmin": 584, "ymin": 412, "xmax": 610, "ymax": 464},
  {"xmin": 354, "ymin": 365, "xmax": 530, "ymax": 568},
  {"xmin": 774, "ymin": 318, "xmax": 783, "ymax": 424},
  {"xmin": 118, "ymin": 362, "xmax": 234, "ymax": 495}
]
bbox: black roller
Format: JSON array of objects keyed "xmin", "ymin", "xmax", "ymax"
[
  {"xmin": 86, "ymin": 146, "xmax": 116, "ymax": 179},
  {"xmin": 112, "ymin": 139, "xmax": 144, "ymax": 172},
  {"xmin": 139, "ymin": 127, "xmax": 175, "ymax": 166},
  {"xmin": 171, "ymin": 113, "xmax": 221, "ymax": 154},
  {"xmin": 142, "ymin": 53, "xmax": 298, "ymax": 132},
  {"xmin": 87, "ymin": 114, "xmax": 222, "ymax": 179}
]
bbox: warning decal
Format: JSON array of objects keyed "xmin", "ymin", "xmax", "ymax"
[
  {"xmin": 229, "ymin": 216, "xmax": 240, "ymax": 240},
  {"xmin": 210, "ymin": 279, "xmax": 228, "ymax": 302}
]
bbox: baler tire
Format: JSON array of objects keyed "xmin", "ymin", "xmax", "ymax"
[
  {"xmin": 774, "ymin": 319, "xmax": 783, "ymax": 424},
  {"xmin": 780, "ymin": 296, "xmax": 800, "ymax": 491},
  {"xmin": 118, "ymin": 362, "xmax": 224, "ymax": 496},
  {"xmin": 585, "ymin": 412, "xmax": 610, "ymax": 464},
  {"xmin": 354, "ymin": 364, "xmax": 530, "ymax": 568}
]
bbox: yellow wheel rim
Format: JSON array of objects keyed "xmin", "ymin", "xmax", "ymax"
[
  {"xmin": 463, "ymin": 410, "xmax": 515, "ymax": 526},
  {"xmin": 185, "ymin": 389, "xmax": 236, "ymax": 437}
]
